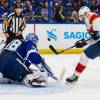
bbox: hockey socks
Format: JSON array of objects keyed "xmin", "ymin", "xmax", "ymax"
[{"xmin": 74, "ymin": 63, "xmax": 86, "ymax": 77}]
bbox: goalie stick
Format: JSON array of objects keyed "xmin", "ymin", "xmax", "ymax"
[
  {"xmin": 57, "ymin": 68, "xmax": 66, "ymax": 83},
  {"xmin": 49, "ymin": 37, "xmax": 92, "ymax": 55}
]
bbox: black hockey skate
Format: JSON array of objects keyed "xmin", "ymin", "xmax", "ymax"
[{"xmin": 65, "ymin": 74, "xmax": 79, "ymax": 84}]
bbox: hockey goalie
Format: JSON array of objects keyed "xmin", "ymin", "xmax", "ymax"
[{"xmin": 0, "ymin": 33, "xmax": 57, "ymax": 87}]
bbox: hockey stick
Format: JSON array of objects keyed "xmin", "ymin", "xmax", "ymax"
[
  {"xmin": 38, "ymin": 59, "xmax": 58, "ymax": 81},
  {"xmin": 49, "ymin": 38, "xmax": 92, "ymax": 55},
  {"xmin": 49, "ymin": 45, "xmax": 75, "ymax": 55}
]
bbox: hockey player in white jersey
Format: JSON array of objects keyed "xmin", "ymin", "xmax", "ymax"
[{"xmin": 65, "ymin": 6, "xmax": 100, "ymax": 84}]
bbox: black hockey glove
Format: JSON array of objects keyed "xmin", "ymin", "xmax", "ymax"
[
  {"xmin": 90, "ymin": 31, "xmax": 100, "ymax": 40},
  {"xmin": 75, "ymin": 39, "xmax": 87, "ymax": 48}
]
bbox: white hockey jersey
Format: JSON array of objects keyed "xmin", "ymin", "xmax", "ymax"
[
  {"xmin": 85, "ymin": 13, "xmax": 100, "ymax": 44},
  {"xmin": 85, "ymin": 13, "xmax": 100, "ymax": 32}
]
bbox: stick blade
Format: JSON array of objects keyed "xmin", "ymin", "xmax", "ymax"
[{"xmin": 49, "ymin": 45, "xmax": 58, "ymax": 54}]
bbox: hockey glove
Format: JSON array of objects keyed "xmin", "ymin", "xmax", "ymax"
[
  {"xmin": 75, "ymin": 39, "xmax": 87, "ymax": 48},
  {"xmin": 90, "ymin": 31, "xmax": 100, "ymax": 40}
]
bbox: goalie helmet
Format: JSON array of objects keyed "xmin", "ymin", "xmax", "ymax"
[
  {"xmin": 26, "ymin": 33, "xmax": 39, "ymax": 42},
  {"xmin": 78, "ymin": 6, "xmax": 91, "ymax": 20}
]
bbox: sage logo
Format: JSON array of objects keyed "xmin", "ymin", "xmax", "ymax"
[{"xmin": 47, "ymin": 29, "xmax": 57, "ymax": 41}]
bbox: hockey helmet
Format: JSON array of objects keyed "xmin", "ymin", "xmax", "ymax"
[{"xmin": 78, "ymin": 6, "xmax": 91, "ymax": 20}]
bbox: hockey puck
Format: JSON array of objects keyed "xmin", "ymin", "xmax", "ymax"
[{"xmin": 47, "ymin": 37, "xmax": 51, "ymax": 41}]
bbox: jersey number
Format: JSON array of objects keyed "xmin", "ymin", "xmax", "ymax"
[{"xmin": 6, "ymin": 40, "xmax": 22, "ymax": 51}]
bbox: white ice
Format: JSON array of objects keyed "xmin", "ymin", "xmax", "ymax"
[{"xmin": 0, "ymin": 54, "xmax": 100, "ymax": 100}]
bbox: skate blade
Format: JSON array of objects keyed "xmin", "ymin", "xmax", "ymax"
[
  {"xmin": 65, "ymin": 81, "xmax": 76, "ymax": 86},
  {"xmin": 31, "ymin": 82, "xmax": 47, "ymax": 87}
]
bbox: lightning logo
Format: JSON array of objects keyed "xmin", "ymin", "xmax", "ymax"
[{"xmin": 47, "ymin": 29, "xmax": 57, "ymax": 41}]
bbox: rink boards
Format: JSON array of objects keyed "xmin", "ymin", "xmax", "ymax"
[{"xmin": 0, "ymin": 24, "xmax": 89, "ymax": 54}]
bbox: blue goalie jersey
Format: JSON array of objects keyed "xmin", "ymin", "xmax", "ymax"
[
  {"xmin": 0, "ymin": 39, "xmax": 57, "ymax": 82},
  {"xmin": 4, "ymin": 39, "xmax": 42, "ymax": 66}
]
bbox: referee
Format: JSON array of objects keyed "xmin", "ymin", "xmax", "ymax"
[{"xmin": 2, "ymin": 5, "xmax": 26, "ymax": 44}]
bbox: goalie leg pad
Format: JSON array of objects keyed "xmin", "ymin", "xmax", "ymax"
[
  {"xmin": 23, "ymin": 69, "xmax": 48, "ymax": 87},
  {"xmin": 31, "ymin": 72, "xmax": 48, "ymax": 87}
]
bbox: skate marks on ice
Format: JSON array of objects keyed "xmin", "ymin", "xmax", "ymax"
[{"xmin": 0, "ymin": 82, "xmax": 69, "ymax": 95}]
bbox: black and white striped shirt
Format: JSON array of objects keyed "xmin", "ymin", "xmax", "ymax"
[{"xmin": 2, "ymin": 12, "xmax": 26, "ymax": 34}]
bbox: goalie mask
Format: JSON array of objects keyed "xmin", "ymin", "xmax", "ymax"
[{"xmin": 26, "ymin": 33, "xmax": 39, "ymax": 44}]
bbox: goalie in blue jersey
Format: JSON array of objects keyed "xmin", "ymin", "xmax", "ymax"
[{"xmin": 0, "ymin": 33, "xmax": 57, "ymax": 87}]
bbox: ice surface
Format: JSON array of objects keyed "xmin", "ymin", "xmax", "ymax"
[{"xmin": 0, "ymin": 54, "xmax": 100, "ymax": 100}]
